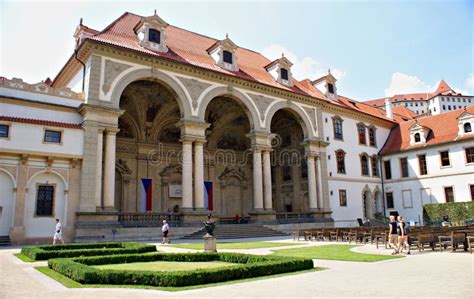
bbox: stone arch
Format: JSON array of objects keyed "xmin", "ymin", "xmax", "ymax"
[
  {"xmin": 265, "ymin": 101, "xmax": 314, "ymax": 138},
  {"xmin": 197, "ymin": 86, "xmax": 259, "ymax": 130},
  {"xmin": 117, "ymin": 113, "xmax": 141, "ymax": 140},
  {"xmin": 361, "ymin": 185, "xmax": 372, "ymax": 219},
  {"xmin": 110, "ymin": 68, "xmax": 193, "ymax": 118},
  {"xmin": 0, "ymin": 167, "xmax": 16, "ymax": 188},
  {"xmin": 27, "ymin": 170, "xmax": 68, "ymax": 190}
]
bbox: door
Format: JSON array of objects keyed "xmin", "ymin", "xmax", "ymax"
[{"xmin": 0, "ymin": 171, "xmax": 14, "ymax": 235}]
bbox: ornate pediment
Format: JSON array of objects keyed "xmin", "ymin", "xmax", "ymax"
[
  {"xmin": 160, "ymin": 164, "xmax": 182, "ymax": 177},
  {"xmin": 218, "ymin": 167, "xmax": 247, "ymax": 181}
]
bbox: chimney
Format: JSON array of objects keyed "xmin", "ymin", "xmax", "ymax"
[{"xmin": 385, "ymin": 98, "xmax": 393, "ymax": 119}]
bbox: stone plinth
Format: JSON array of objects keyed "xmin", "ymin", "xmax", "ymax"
[
  {"xmin": 203, "ymin": 234, "xmax": 217, "ymax": 252},
  {"xmin": 249, "ymin": 210, "xmax": 277, "ymax": 222}
]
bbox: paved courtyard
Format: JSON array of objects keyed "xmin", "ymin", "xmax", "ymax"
[{"xmin": 0, "ymin": 238, "xmax": 473, "ymax": 299}]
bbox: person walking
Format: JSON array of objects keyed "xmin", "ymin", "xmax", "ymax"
[
  {"xmin": 161, "ymin": 220, "xmax": 170, "ymax": 244},
  {"xmin": 388, "ymin": 215, "xmax": 398, "ymax": 254},
  {"xmin": 397, "ymin": 216, "xmax": 410, "ymax": 254},
  {"xmin": 52, "ymin": 218, "xmax": 64, "ymax": 245}
]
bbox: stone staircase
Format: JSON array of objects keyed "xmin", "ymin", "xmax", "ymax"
[
  {"xmin": 181, "ymin": 224, "xmax": 289, "ymax": 240},
  {"xmin": 0, "ymin": 236, "xmax": 11, "ymax": 246}
]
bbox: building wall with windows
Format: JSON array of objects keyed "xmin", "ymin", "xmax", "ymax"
[
  {"xmin": 381, "ymin": 140, "xmax": 474, "ymax": 224},
  {"xmin": 321, "ymin": 110, "xmax": 391, "ymax": 225}
]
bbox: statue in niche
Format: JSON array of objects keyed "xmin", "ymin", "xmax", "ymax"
[{"xmin": 146, "ymin": 102, "xmax": 161, "ymax": 122}]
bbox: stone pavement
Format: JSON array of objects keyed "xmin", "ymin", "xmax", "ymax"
[{"xmin": 0, "ymin": 238, "xmax": 473, "ymax": 299}]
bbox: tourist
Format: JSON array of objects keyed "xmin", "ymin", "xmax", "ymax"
[
  {"xmin": 235, "ymin": 213, "xmax": 241, "ymax": 224},
  {"xmin": 162, "ymin": 220, "xmax": 170, "ymax": 244},
  {"xmin": 397, "ymin": 216, "xmax": 410, "ymax": 254},
  {"xmin": 388, "ymin": 215, "xmax": 398, "ymax": 254},
  {"xmin": 52, "ymin": 218, "xmax": 64, "ymax": 245}
]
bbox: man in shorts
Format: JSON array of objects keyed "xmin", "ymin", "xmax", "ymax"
[
  {"xmin": 53, "ymin": 218, "xmax": 65, "ymax": 245},
  {"xmin": 162, "ymin": 220, "xmax": 170, "ymax": 244}
]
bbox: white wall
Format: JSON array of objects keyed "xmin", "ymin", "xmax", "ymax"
[
  {"xmin": 382, "ymin": 140, "xmax": 474, "ymax": 224},
  {"xmin": 0, "ymin": 122, "xmax": 83, "ymax": 157},
  {"xmin": 24, "ymin": 171, "xmax": 67, "ymax": 238},
  {"xmin": 322, "ymin": 111, "xmax": 392, "ymax": 222},
  {"xmin": 0, "ymin": 102, "xmax": 83, "ymax": 123}
]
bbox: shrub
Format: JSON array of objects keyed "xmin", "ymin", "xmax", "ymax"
[
  {"xmin": 21, "ymin": 242, "xmax": 156, "ymax": 261},
  {"xmin": 423, "ymin": 202, "xmax": 474, "ymax": 224},
  {"xmin": 48, "ymin": 252, "xmax": 314, "ymax": 287}
]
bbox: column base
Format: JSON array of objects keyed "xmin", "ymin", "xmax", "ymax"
[
  {"xmin": 309, "ymin": 209, "xmax": 334, "ymax": 222},
  {"xmin": 9, "ymin": 226, "xmax": 25, "ymax": 244},
  {"xmin": 75, "ymin": 211, "xmax": 119, "ymax": 223},
  {"xmin": 181, "ymin": 209, "xmax": 211, "ymax": 223}
]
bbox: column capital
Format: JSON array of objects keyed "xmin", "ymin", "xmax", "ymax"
[
  {"xmin": 104, "ymin": 127, "xmax": 120, "ymax": 135},
  {"xmin": 246, "ymin": 130, "xmax": 275, "ymax": 149},
  {"xmin": 98, "ymin": 127, "xmax": 105, "ymax": 133},
  {"xmin": 177, "ymin": 119, "xmax": 209, "ymax": 141}
]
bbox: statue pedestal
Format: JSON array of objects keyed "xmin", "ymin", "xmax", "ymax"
[{"xmin": 203, "ymin": 234, "xmax": 217, "ymax": 252}]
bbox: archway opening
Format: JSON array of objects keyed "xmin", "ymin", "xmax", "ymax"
[
  {"xmin": 204, "ymin": 96, "xmax": 252, "ymax": 218},
  {"xmin": 116, "ymin": 79, "xmax": 182, "ymax": 213},
  {"xmin": 362, "ymin": 190, "xmax": 372, "ymax": 220},
  {"xmin": 0, "ymin": 170, "xmax": 14, "ymax": 236},
  {"xmin": 270, "ymin": 109, "xmax": 305, "ymax": 213}
]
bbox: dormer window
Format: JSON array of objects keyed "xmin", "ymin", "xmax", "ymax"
[
  {"xmin": 207, "ymin": 34, "xmax": 239, "ymax": 72},
  {"xmin": 223, "ymin": 50, "xmax": 233, "ymax": 64},
  {"xmin": 414, "ymin": 133, "xmax": 421, "ymax": 143},
  {"xmin": 265, "ymin": 54, "xmax": 293, "ymax": 87},
  {"xmin": 148, "ymin": 28, "xmax": 161, "ymax": 43},
  {"xmin": 328, "ymin": 83, "xmax": 335, "ymax": 94},
  {"xmin": 280, "ymin": 68, "xmax": 289, "ymax": 81},
  {"xmin": 135, "ymin": 12, "xmax": 169, "ymax": 53},
  {"xmin": 465, "ymin": 122, "xmax": 472, "ymax": 133}
]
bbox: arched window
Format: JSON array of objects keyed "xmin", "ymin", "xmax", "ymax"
[
  {"xmin": 357, "ymin": 124, "xmax": 366, "ymax": 145},
  {"xmin": 414, "ymin": 133, "xmax": 421, "ymax": 143},
  {"xmin": 336, "ymin": 150, "xmax": 346, "ymax": 174},
  {"xmin": 327, "ymin": 83, "xmax": 335, "ymax": 94},
  {"xmin": 368, "ymin": 127, "xmax": 376, "ymax": 146},
  {"xmin": 464, "ymin": 122, "xmax": 472, "ymax": 133},
  {"xmin": 332, "ymin": 117, "xmax": 343, "ymax": 140},
  {"xmin": 280, "ymin": 68, "xmax": 289, "ymax": 80},
  {"xmin": 360, "ymin": 154, "xmax": 369, "ymax": 176}
]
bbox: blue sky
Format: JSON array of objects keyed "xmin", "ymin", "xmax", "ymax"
[{"xmin": 1, "ymin": 0, "xmax": 473, "ymax": 100}]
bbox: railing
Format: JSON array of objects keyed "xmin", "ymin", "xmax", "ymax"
[
  {"xmin": 276, "ymin": 212, "xmax": 316, "ymax": 223},
  {"xmin": 118, "ymin": 212, "xmax": 183, "ymax": 224}
]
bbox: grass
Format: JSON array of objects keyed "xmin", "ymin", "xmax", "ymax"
[
  {"xmin": 94, "ymin": 261, "xmax": 237, "ymax": 272},
  {"xmin": 35, "ymin": 266, "xmax": 324, "ymax": 291},
  {"xmin": 272, "ymin": 244, "xmax": 403, "ymax": 262},
  {"xmin": 168, "ymin": 241, "xmax": 301, "ymax": 250},
  {"xmin": 14, "ymin": 253, "xmax": 35, "ymax": 263}
]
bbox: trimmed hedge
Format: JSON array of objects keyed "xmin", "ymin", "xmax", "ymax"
[
  {"xmin": 423, "ymin": 202, "xmax": 474, "ymax": 224},
  {"xmin": 48, "ymin": 252, "xmax": 314, "ymax": 287},
  {"xmin": 21, "ymin": 242, "xmax": 156, "ymax": 261}
]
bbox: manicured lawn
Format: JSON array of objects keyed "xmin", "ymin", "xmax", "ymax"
[
  {"xmin": 94, "ymin": 261, "xmax": 237, "ymax": 272},
  {"xmin": 13, "ymin": 253, "xmax": 35, "ymax": 263},
  {"xmin": 272, "ymin": 244, "xmax": 402, "ymax": 262},
  {"xmin": 36, "ymin": 266, "xmax": 324, "ymax": 291},
  {"xmin": 169, "ymin": 241, "xmax": 300, "ymax": 250}
]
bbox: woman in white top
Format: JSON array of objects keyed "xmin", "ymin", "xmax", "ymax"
[{"xmin": 53, "ymin": 218, "xmax": 65, "ymax": 245}]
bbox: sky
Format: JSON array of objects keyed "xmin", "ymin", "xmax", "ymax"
[{"xmin": 0, "ymin": 0, "xmax": 473, "ymax": 101}]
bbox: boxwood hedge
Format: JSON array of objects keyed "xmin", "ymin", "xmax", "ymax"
[
  {"xmin": 423, "ymin": 202, "xmax": 474, "ymax": 225},
  {"xmin": 48, "ymin": 252, "xmax": 314, "ymax": 287},
  {"xmin": 21, "ymin": 242, "xmax": 156, "ymax": 261}
]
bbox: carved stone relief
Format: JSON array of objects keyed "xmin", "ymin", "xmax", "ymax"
[
  {"xmin": 249, "ymin": 94, "xmax": 274, "ymax": 122},
  {"xmin": 177, "ymin": 77, "xmax": 211, "ymax": 110}
]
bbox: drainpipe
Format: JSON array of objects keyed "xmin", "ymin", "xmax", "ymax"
[
  {"xmin": 379, "ymin": 155, "xmax": 387, "ymax": 217},
  {"xmin": 73, "ymin": 18, "xmax": 86, "ymax": 92}
]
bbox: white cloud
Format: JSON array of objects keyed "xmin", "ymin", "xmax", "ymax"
[
  {"xmin": 260, "ymin": 44, "xmax": 346, "ymax": 81},
  {"xmin": 384, "ymin": 72, "xmax": 433, "ymax": 97},
  {"xmin": 466, "ymin": 73, "xmax": 474, "ymax": 94}
]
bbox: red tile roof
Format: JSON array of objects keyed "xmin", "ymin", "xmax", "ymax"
[
  {"xmin": 392, "ymin": 106, "xmax": 417, "ymax": 119},
  {"xmin": 64, "ymin": 12, "xmax": 399, "ymax": 124},
  {"xmin": 81, "ymin": 12, "xmax": 328, "ymax": 99},
  {"xmin": 380, "ymin": 106, "xmax": 474, "ymax": 155},
  {"xmin": 0, "ymin": 116, "xmax": 83, "ymax": 129},
  {"xmin": 336, "ymin": 95, "xmax": 406, "ymax": 123}
]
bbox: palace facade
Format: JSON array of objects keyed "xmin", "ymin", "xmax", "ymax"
[{"xmin": 1, "ymin": 12, "xmax": 473, "ymax": 243}]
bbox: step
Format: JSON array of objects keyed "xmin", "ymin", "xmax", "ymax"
[{"xmin": 0, "ymin": 236, "xmax": 11, "ymax": 246}]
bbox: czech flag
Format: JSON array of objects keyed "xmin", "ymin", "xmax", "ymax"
[
  {"xmin": 204, "ymin": 181, "xmax": 213, "ymax": 211},
  {"xmin": 140, "ymin": 178, "xmax": 152, "ymax": 212}
]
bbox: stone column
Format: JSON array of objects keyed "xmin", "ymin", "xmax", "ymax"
[
  {"xmin": 103, "ymin": 127, "xmax": 119, "ymax": 210},
  {"xmin": 181, "ymin": 139, "xmax": 193, "ymax": 210},
  {"xmin": 252, "ymin": 148, "xmax": 264, "ymax": 210},
  {"xmin": 307, "ymin": 154, "xmax": 318, "ymax": 211},
  {"xmin": 95, "ymin": 128, "xmax": 104, "ymax": 209},
  {"xmin": 262, "ymin": 150, "xmax": 272, "ymax": 210},
  {"xmin": 316, "ymin": 155, "xmax": 324, "ymax": 210},
  {"xmin": 194, "ymin": 140, "xmax": 205, "ymax": 210}
]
